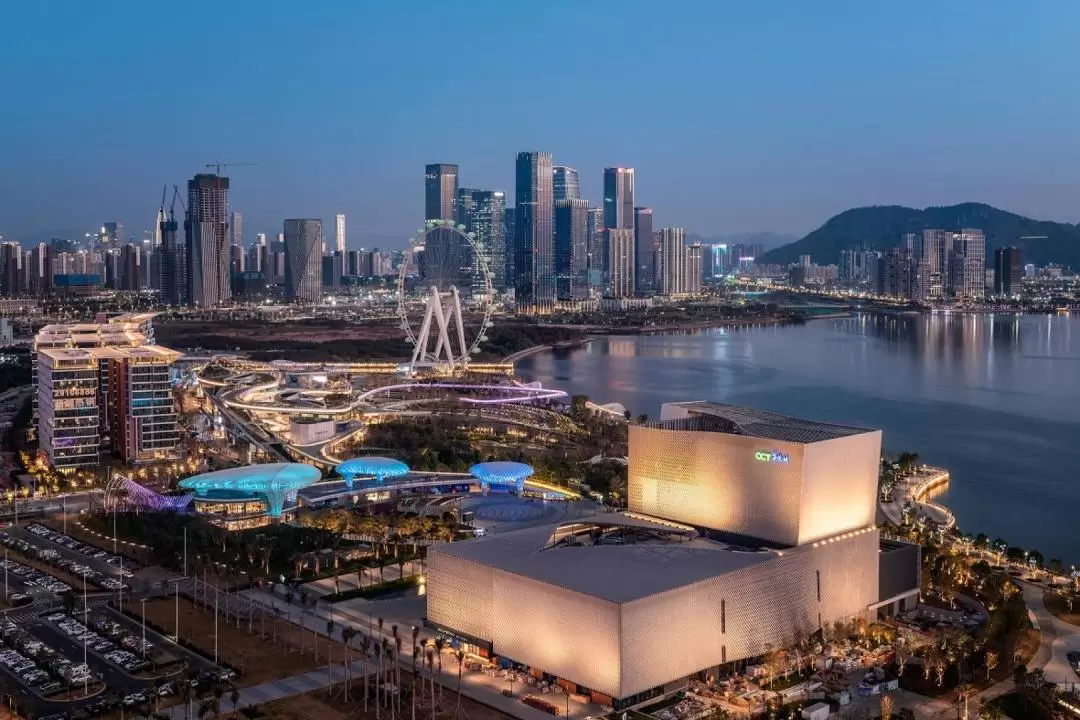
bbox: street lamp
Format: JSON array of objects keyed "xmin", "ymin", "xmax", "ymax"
[
  {"xmin": 141, "ymin": 598, "xmax": 147, "ymax": 659},
  {"xmin": 82, "ymin": 569, "xmax": 88, "ymax": 694}
]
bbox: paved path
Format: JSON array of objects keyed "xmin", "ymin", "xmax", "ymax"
[
  {"xmin": 165, "ymin": 660, "xmax": 367, "ymax": 718},
  {"xmin": 1021, "ymin": 581, "xmax": 1080, "ymax": 687},
  {"xmin": 304, "ymin": 559, "xmax": 423, "ymax": 597},
  {"xmin": 241, "ymin": 587, "xmax": 593, "ymax": 720}
]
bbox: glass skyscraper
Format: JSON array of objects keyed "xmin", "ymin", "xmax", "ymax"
[
  {"xmin": 602, "ymin": 167, "xmax": 635, "ymax": 230},
  {"xmin": 458, "ymin": 188, "xmax": 506, "ymax": 290},
  {"xmin": 514, "ymin": 151, "xmax": 554, "ymax": 311},
  {"xmin": 553, "ymin": 166, "xmax": 580, "ymax": 202},
  {"xmin": 555, "ymin": 199, "xmax": 590, "ymax": 301}
]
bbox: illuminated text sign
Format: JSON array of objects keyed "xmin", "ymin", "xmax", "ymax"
[{"xmin": 755, "ymin": 451, "xmax": 790, "ymax": 464}]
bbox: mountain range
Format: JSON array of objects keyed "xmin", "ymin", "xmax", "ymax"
[{"xmin": 760, "ymin": 203, "xmax": 1080, "ymax": 269}]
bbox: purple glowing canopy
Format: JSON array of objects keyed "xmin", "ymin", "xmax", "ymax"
[
  {"xmin": 469, "ymin": 461, "xmax": 534, "ymax": 492},
  {"xmin": 336, "ymin": 457, "xmax": 409, "ymax": 488}
]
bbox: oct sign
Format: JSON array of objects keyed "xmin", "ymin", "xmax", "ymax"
[{"xmin": 755, "ymin": 451, "xmax": 790, "ymax": 464}]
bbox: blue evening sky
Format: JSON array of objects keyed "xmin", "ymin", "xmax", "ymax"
[{"xmin": 2, "ymin": 1, "xmax": 1078, "ymax": 246}]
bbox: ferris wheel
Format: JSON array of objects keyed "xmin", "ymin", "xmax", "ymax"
[{"xmin": 397, "ymin": 219, "xmax": 495, "ymax": 373}]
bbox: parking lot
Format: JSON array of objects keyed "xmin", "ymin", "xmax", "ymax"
[
  {"xmin": 0, "ymin": 527, "xmax": 131, "ymax": 593},
  {"xmin": 0, "ymin": 602, "xmax": 229, "ymax": 719},
  {"xmin": 23, "ymin": 523, "xmax": 137, "ymax": 582},
  {"xmin": 0, "ymin": 618, "xmax": 100, "ymax": 700}
]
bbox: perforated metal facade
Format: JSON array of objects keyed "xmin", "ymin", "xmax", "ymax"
[
  {"xmin": 426, "ymin": 529, "xmax": 879, "ymax": 701},
  {"xmin": 427, "ymin": 548, "xmax": 622, "ymax": 697},
  {"xmin": 628, "ymin": 424, "xmax": 881, "ymax": 546}
]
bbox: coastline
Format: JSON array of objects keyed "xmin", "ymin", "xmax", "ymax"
[{"xmin": 508, "ymin": 315, "xmax": 803, "ymax": 365}]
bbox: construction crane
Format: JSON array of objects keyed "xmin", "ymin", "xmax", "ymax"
[
  {"xmin": 170, "ymin": 184, "xmax": 186, "ymax": 215},
  {"xmin": 205, "ymin": 162, "xmax": 257, "ymax": 176}
]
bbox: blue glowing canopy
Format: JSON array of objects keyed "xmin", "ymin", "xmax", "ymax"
[
  {"xmin": 469, "ymin": 461, "xmax": 534, "ymax": 492},
  {"xmin": 179, "ymin": 463, "xmax": 321, "ymax": 518},
  {"xmin": 336, "ymin": 456, "xmax": 410, "ymax": 488}
]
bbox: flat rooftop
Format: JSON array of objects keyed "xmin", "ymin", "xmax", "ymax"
[
  {"xmin": 656, "ymin": 401, "xmax": 873, "ymax": 444},
  {"xmin": 433, "ymin": 513, "xmax": 775, "ymax": 604}
]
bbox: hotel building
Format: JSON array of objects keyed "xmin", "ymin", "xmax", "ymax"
[
  {"xmin": 426, "ymin": 402, "xmax": 919, "ymax": 709},
  {"xmin": 35, "ymin": 313, "xmax": 181, "ymax": 470}
]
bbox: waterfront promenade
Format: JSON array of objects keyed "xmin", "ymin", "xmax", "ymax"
[{"xmin": 880, "ymin": 465, "xmax": 954, "ymax": 529}]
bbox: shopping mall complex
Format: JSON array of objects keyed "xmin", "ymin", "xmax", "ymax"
[{"xmin": 425, "ymin": 402, "xmax": 920, "ymax": 709}]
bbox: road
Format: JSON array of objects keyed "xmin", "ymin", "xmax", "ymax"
[
  {"xmin": 1021, "ymin": 581, "xmax": 1080, "ymax": 688},
  {"xmin": 0, "ymin": 492, "xmax": 99, "ymax": 524}
]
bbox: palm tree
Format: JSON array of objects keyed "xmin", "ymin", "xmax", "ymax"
[
  {"xmin": 360, "ymin": 634, "xmax": 372, "ymax": 712},
  {"xmin": 381, "ymin": 637, "xmax": 391, "ymax": 713},
  {"xmin": 392, "ymin": 627, "xmax": 402, "ymax": 716},
  {"xmin": 412, "ymin": 645, "xmax": 421, "ymax": 720},
  {"xmin": 327, "ymin": 617, "xmax": 336, "ymax": 691},
  {"xmin": 426, "ymin": 648, "xmax": 436, "ymax": 720},
  {"xmin": 342, "ymin": 626, "xmax": 356, "ymax": 701},
  {"xmin": 310, "ymin": 596, "xmax": 319, "ymax": 662},
  {"xmin": 374, "ymin": 636, "xmax": 383, "ymax": 720},
  {"xmin": 433, "ymin": 638, "xmax": 445, "ymax": 707},
  {"xmin": 211, "ymin": 683, "xmax": 224, "ymax": 719},
  {"xmin": 454, "ymin": 649, "xmax": 465, "ymax": 717},
  {"xmin": 385, "ymin": 644, "xmax": 396, "ymax": 719}
]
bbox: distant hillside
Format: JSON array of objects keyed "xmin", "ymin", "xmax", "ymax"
[{"xmin": 760, "ymin": 203, "xmax": 1080, "ymax": 269}]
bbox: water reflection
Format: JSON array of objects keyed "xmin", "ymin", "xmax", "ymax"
[{"xmin": 516, "ymin": 313, "xmax": 1080, "ymax": 562}]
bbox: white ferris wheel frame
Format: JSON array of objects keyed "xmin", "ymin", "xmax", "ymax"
[{"xmin": 396, "ymin": 219, "xmax": 494, "ymax": 373}]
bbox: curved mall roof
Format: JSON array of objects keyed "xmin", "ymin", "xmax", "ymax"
[
  {"xmin": 336, "ymin": 457, "xmax": 410, "ymax": 478},
  {"xmin": 179, "ymin": 463, "xmax": 322, "ymax": 494},
  {"xmin": 469, "ymin": 461, "xmax": 535, "ymax": 485}
]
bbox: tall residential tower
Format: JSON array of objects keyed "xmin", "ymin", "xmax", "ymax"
[
  {"xmin": 335, "ymin": 214, "xmax": 347, "ymax": 253},
  {"xmin": 284, "ymin": 219, "xmax": 323, "ymax": 303},
  {"xmin": 184, "ymin": 173, "xmax": 231, "ymax": 307}
]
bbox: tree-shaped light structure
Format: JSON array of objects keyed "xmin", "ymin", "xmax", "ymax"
[
  {"xmin": 336, "ymin": 457, "xmax": 410, "ymax": 489},
  {"xmin": 469, "ymin": 461, "xmax": 535, "ymax": 494},
  {"xmin": 109, "ymin": 474, "xmax": 193, "ymax": 512},
  {"xmin": 179, "ymin": 463, "xmax": 321, "ymax": 520}
]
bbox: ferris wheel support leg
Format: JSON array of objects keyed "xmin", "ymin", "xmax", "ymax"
[
  {"xmin": 430, "ymin": 288, "xmax": 456, "ymax": 373},
  {"xmin": 411, "ymin": 287, "xmax": 438, "ymax": 373},
  {"xmin": 450, "ymin": 287, "xmax": 469, "ymax": 364}
]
